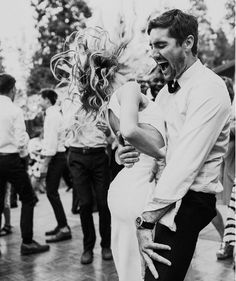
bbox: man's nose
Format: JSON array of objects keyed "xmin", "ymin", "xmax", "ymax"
[{"xmin": 151, "ymin": 49, "xmax": 161, "ymax": 58}]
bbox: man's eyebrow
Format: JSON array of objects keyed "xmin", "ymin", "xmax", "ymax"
[{"xmin": 149, "ymin": 40, "xmax": 167, "ymax": 46}]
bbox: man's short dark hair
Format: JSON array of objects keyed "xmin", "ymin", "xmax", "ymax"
[
  {"xmin": 40, "ymin": 88, "xmax": 58, "ymax": 105},
  {"xmin": 147, "ymin": 9, "xmax": 198, "ymax": 56},
  {"xmin": 0, "ymin": 73, "xmax": 16, "ymax": 94}
]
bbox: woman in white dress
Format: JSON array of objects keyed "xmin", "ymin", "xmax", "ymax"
[
  {"xmin": 51, "ymin": 27, "xmax": 170, "ymax": 281},
  {"xmin": 108, "ymin": 81, "xmax": 167, "ymax": 281}
]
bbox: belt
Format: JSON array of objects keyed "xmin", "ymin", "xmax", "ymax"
[
  {"xmin": 0, "ymin": 152, "xmax": 18, "ymax": 156},
  {"xmin": 70, "ymin": 146, "xmax": 105, "ymax": 155}
]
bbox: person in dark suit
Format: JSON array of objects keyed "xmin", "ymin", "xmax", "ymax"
[{"xmin": 0, "ymin": 73, "xmax": 49, "ymax": 255}]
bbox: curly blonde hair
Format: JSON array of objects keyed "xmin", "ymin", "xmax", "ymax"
[{"xmin": 51, "ymin": 26, "xmax": 130, "ymax": 119}]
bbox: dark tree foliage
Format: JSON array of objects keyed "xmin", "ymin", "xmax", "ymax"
[
  {"xmin": 189, "ymin": 0, "xmax": 234, "ymax": 68},
  {"xmin": 213, "ymin": 28, "xmax": 235, "ymax": 66},
  {"xmin": 27, "ymin": 0, "xmax": 92, "ymax": 95},
  {"xmin": 188, "ymin": 0, "xmax": 216, "ymax": 67},
  {"xmin": 225, "ymin": 0, "xmax": 235, "ymax": 28}
]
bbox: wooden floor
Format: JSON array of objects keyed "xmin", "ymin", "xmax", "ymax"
[{"xmin": 0, "ymin": 185, "xmax": 234, "ymax": 281}]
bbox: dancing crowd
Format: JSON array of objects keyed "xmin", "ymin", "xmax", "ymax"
[{"xmin": 0, "ymin": 9, "xmax": 235, "ymax": 281}]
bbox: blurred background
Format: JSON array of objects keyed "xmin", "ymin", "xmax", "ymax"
[{"xmin": 0, "ymin": 0, "xmax": 234, "ymax": 122}]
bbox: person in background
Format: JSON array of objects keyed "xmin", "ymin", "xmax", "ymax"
[
  {"xmin": 137, "ymin": 78, "xmax": 150, "ymax": 95},
  {"xmin": 0, "ymin": 183, "xmax": 12, "ymax": 236},
  {"xmin": 146, "ymin": 65, "xmax": 166, "ymax": 100},
  {"xmin": 51, "ymin": 45, "xmax": 113, "ymax": 264},
  {"xmin": 10, "ymin": 185, "xmax": 18, "ymax": 208},
  {"xmin": 39, "ymin": 88, "xmax": 72, "ymax": 243},
  {"xmin": 217, "ymin": 181, "xmax": 236, "ymax": 265},
  {"xmin": 216, "ymin": 77, "xmax": 235, "ymax": 260},
  {"xmin": 66, "ymin": 107, "xmax": 112, "ymax": 265},
  {"xmin": 0, "ymin": 73, "xmax": 49, "ymax": 255}
]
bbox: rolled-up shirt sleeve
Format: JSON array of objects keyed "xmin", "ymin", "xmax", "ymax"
[
  {"xmin": 14, "ymin": 108, "xmax": 29, "ymax": 156},
  {"xmin": 41, "ymin": 112, "xmax": 59, "ymax": 156},
  {"xmin": 144, "ymin": 82, "xmax": 231, "ymax": 212}
]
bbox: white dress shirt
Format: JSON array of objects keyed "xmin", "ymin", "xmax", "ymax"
[
  {"xmin": 64, "ymin": 100, "xmax": 108, "ymax": 148},
  {"xmin": 0, "ymin": 95, "xmax": 29, "ymax": 156},
  {"xmin": 143, "ymin": 60, "xmax": 231, "ymax": 230},
  {"xmin": 41, "ymin": 105, "xmax": 66, "ymax": 156}
]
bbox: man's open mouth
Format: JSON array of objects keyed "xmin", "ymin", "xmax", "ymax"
[{"xmin": 158, "ymin": 61, "xmax": 169, "ymax": 72}]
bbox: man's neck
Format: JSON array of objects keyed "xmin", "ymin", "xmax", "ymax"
[{"xmin": 176, "ymin": 56, "xmax": 198, "ymax": 80}]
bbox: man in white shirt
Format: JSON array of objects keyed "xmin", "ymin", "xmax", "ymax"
[
  {"xmin": 0, "ymin": 73, "xmax": 50, "ymax": 255},
  {"xmin": 117, "ymin": 9, "xmax": 231, "ymax": 281},
  {"xmin": 39, "ymin": 89, "xmax": 72, "ymax": 243},
  {"xmin": 66, "ymin": 101, "xmax": 112, "ymax": 265}
]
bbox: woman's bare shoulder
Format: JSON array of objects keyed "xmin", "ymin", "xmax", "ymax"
[{"xmin": 115, "ymin": 81, "xmax": 141, "ymax": 100}]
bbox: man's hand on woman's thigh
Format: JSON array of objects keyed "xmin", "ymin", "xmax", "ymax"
[{"xmin": 136, "ymin": 228, "xmax": 171, "ymax": 279}]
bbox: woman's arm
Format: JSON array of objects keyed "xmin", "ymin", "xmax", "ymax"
[{"xmin": 118, "ymin": 82, "xmax": 165, "ymax": 159}]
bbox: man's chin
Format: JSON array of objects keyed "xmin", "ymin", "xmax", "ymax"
[
  {"xmin": 163, "ymin": 71, "xmax": 176, "ymax": 81},
  {"xmin": 163, "ymin": 75, "xmax": 173, "ymax": 82}
]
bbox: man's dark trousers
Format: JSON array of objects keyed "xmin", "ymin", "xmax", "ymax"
[
  {"xmin": 0, "ymin": 153, "xmax": 37, "ymax": 243},
  {"xmin": 46, "ymin": 152, "xmax": 68, "ymax": 228},
  {"xmin": 145, "ymin": 190, "xmax": 216, "ymax": 281},
  {"xmin": 68, "ymin": 147, "xmax": 111, "ymax": 252}
]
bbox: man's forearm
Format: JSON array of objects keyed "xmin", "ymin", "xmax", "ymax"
[{"xmin": 142, "ymin": 203, "xmax": 175, "ymax": 224}]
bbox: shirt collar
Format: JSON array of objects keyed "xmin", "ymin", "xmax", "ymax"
[
  {"xmin": 0, "ymin": 95, "xmax": 12, "ymax": 103},
  {"xmin": 177, "ymin": 59, "xmax": 203, "ymax": 88}
]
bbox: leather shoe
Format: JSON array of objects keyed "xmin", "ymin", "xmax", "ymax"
[
  {"xmin": 80, "ymin": 250, "xmax": 93, "ymax": 264},
  {"xmin": 46, "ymin": 229, "xmax": 72, "ymax": 243},
  {"xmin": 102, "ymin": 248, "xmax": 113, "ymax": 261},
  {"xmin": 45, "ymin": 226, "xmax": 60, "ymax": 236},
  {"xmin": 21, "ymin": 240, "xmax": 50, "ymax": 255}
]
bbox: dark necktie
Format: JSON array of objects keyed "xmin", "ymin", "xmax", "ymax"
[{"xmin": 167, "ymin": 80, "xmax": 180, "ymax": 94}]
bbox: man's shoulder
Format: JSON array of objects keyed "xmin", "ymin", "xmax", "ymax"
[
  {"xmin": 190, "ymin": 66, "xmax": 228, "ymax": 98},
  {"xmin": 191, "ymin": 64, "xmax": 224, "ymax": 88},
  {"xmin": 8, "ymin": 102, "xmax": 23, "ymax": 116}
]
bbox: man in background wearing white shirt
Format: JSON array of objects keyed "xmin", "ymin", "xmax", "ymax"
[
  {"xmin": 0, "ymin": 73, "xmax": 50, "ymax": 255},
  {"xmin": 117, "ymin": 9, "xmax": 231, "ymax": 281},
  {"xmin": 39, "ymin": 89, "xmax": 72, "ymax": 243},
  {"xmin": 66, "ymin": 102, "xmax": 112, "ymax": 265}
]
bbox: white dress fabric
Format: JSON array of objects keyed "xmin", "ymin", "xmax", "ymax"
[{"xmin": 108, "ymin": 91, "xmax": 165, "ymax": 281}]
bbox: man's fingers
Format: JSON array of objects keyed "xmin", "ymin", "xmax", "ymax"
[
  {"xmin": 152, "ymin": 252, "xmax": 171, "ymax": 266},
  {"xmin": 120, "ymin": 151, "xmax": 140, "ymax": 161},
  {"xmin": 148, "ymin": 242, "xmax": 171, "ymax": 251},
  {"xmin": 143, "ymin": 243, "xmax": 171, "ymax": 266},
  {"xmin": 116, "ymin": 144, "xmax": 140, "ymax": 165},
  {"xmin": 140, "ymin": 254, "xmax": 146, "ymax": 279},
  {"xmin": 119, "ymin": 145, "xmax": 137, "ymax": 153},
  {"xmin": 143, "ymin": 253, "xmax": 159, "ymax": 279}
]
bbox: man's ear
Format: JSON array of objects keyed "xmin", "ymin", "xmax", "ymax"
[{"xmin": 184, "ymin": 35, "xmax": 194, "ymax": 52}]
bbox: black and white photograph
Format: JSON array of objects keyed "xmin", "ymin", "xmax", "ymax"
[{"xmin": 0, "ymin": 0, "xmax": 235, "ymax": 280}]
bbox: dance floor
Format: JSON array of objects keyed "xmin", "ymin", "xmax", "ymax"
[{"xmin": 0, "ymin": 185, "xmax": 234, "ymax": 281}]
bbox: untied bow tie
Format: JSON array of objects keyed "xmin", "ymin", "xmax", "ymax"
[{"xmin": 167, "ymin": 80, "xmax": 180, "ymax": 94}]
